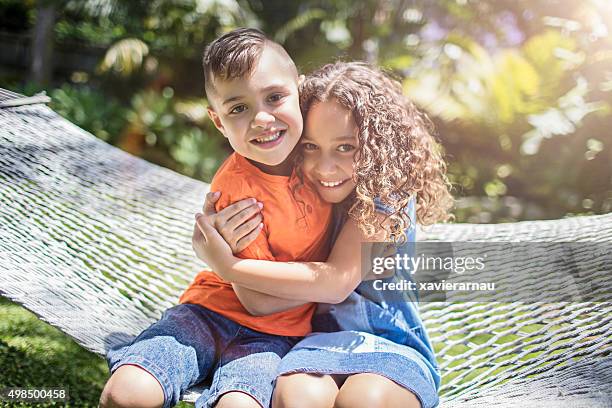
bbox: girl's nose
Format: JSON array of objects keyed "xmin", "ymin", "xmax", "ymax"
[
  {"xmin": 315, "ymin": 156, "xmax": 338, "ymax": 177},
  {"xmin": 252, "ymin": 110, "xmax": 275, "ymax": 128}
]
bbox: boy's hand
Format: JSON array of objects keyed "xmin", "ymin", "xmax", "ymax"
[{"xmin": 202, "ymin": 192, "xmax": 263, "ymax": 254}]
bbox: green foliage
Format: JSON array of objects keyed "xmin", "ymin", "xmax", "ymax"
[
  {"xmin": 6, "ymin": 82, "xmax": 127, "ymax": 144},
  {"xmin": 124, "ymin": 88, "xmax": 228, "ymax": 182},
  {"xmin": 404, "ymin": 31, "xmax": 577, "ymax": 128},
  {"xmin": 274, "ymin": 8, "xmax": 326, "ymax": 44},
  {"xmin": 50, "ymin": 84, "xmax": 128, "ymax": 144},
  {"xmin": 1, "ymin": 0, "xmax": 610, "ymax": 221},
  {"xmin": 404, "ymin": 23, "xmax": 611, "ymax": 221},
  {"xmin": 98, "ymin": 38, "xmax": 150, "ymax": 77}
]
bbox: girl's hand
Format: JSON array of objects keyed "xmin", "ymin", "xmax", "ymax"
[
  {"xmin": 192, "ymin": 211, "xmax": 234, "ymax": 273},
  {"xmin": 201, "ymin": 192, "xmax": 264, "ymax": 253}
]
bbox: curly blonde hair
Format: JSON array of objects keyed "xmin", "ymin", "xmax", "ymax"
[{"xmin": 298, "ymin": 62, "xmax": 453, "ymax": 241}]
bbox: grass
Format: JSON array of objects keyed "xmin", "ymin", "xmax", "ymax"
[{"xmin": 0, "ymin": 297, "xmax": 191, "ymax": 407}]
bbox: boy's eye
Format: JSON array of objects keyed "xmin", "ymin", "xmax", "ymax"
[
  {"xmin": 301, "ymin": 142, "xmax": 318, "ymax": 152},
  {"xmin": 337, "ymin": 144, "xmax": 356, "ymax": 153},
  {"xmin": 230, "ymin": 105, "xmax": 247, "ymax": 114}
]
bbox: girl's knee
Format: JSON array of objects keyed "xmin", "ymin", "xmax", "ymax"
[
  {"xmin": 215, "ymin": 391, "xmax": 261, "ymax": 408},
  {"xmin": 334, "ymin": 384, "xmax": 386, "ymax": 408},
  {"xmin": 272, "ymin": 373, "xmax": 338, "ymax": 408},
  {"xmin": 99, "ymin": 365, "xmax": 165, "ymax": 408},
  {"xmin": 334, "ymin": 374, "xmax": 421, "ymax": 408}
]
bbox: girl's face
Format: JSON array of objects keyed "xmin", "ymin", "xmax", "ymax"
[{"xmin": 301, "ymin": 99, "xmax": 359, "ymax": 203}]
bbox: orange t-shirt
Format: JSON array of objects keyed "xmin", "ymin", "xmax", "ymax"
[{"xmin": 179, "ymin": 153, "xmax": 332, "ymax": 336}]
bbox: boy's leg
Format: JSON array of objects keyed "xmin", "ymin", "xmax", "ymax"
[
  {"xmin": 196, "ymin": 328, "xmax": 298, "ymax": 408},
  {"xmin": 101, "ymin": 304, "xmax": 219, "ymax": 408},
  {"xmin": 99, "ymin": 365, "xmax": 165, "ymax": 408}
]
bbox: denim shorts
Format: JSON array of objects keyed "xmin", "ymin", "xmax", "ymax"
[
  {"xmin": 277, "ymin": 330, "xmax": 439, "ymax": 408},
  {"xmin": 106, "ymin": 303, "xmax": 299, "ymax": 408}
]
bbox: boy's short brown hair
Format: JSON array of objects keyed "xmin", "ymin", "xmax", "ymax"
[{"xmin": 203, "ymin": 27, "xmax": 297, "ymax": 97}]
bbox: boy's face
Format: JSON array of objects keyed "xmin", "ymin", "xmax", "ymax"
[{"xmin": 207, "ymin": 46, "xmax": 303, "ymax": 169}]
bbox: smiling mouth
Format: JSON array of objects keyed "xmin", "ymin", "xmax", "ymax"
[
  {"xmin": 250, "ymin": 130, "xmax": 286, "ymax": 146},
  {"xmin": 319, "ymin": 179, "xmax": 349, "ymax": 188}
]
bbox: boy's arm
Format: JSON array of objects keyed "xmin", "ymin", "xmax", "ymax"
[{"xmin": 231, "ymin": 284, "xmax": 309, "ymax": 316}]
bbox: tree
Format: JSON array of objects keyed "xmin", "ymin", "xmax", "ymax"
[{"xmin": 29, "ymin": 1, "xmax": 57, "ymax": 85}]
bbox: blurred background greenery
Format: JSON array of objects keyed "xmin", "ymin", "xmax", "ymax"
[{"xmin": 1, "ymin": 0, "xmax": 611, "ymax": 223}]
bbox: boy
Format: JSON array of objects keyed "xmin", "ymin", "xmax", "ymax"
[{"xmin": 100, "ymin": 28, "xmax": 332, "ymax": 408}]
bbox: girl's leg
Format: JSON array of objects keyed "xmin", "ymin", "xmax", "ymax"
[
  {"xmin": 334, "ymin": 373, "xmax": 421, "ymax": 408},
  {"xmin": 99, "ymin": 364, "xmax": 164, "ymax": 408},
  {"xmin": 215, "ymin": 391, "xmax": 261, "ymax": 408},
  {"xmin": 272, "ymin": 373, "xmax": 339, "ymax": 408}
]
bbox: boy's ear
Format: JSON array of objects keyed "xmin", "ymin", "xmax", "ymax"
[
  {"xmin": 207, "ymin": 107, "xmax": 227, "ymax": 138},
  {"xmin": 298, "ymin": 74, "xmax": 305, "ymax": 86}
]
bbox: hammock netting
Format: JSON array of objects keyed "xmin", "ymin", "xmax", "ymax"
[{"xmin": 0, "ymin": 89, "xmax": 610, "ymax": 407}]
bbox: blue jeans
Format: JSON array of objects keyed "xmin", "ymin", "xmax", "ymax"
[{"xmin": 106, "ymin": 303, "xmax": 299, "ymax": 408}]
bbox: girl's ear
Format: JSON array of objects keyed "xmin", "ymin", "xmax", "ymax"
[
  {"xmin": 298, "ymin": 74, "xmax": 305, "ymax": 86},
  {"xmin": 207, "ymin": 107, "xmax": 227, "ymax": 138}
]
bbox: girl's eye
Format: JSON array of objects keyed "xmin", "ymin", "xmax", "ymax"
[
  {"xmin": 230, "ymin": 105, "xmax": 247, "ymax": 114},
  {"xmin": 337, "ymin": 144, "xmax": 356, "ymax": 153},
  {"xmin": 268, "ymin": 93, "xmax": 284, "ymax": 103},
  {"xmin": 301, "ymin": 142, "xmax": 318, "ymax": 152}
]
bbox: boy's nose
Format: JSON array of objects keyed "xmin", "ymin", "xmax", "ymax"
[{"xmin": 252, "ymin": 111, "xmax": 275, "ymax": 128}]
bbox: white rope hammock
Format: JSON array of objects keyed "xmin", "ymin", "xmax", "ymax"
[{"xmin": 0, "ymin": 89, "xmax": 610, "ymax": 407}]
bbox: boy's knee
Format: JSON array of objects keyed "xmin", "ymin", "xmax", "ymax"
[
  {"xmin": 214, "ymin": 391, "xmax": 261, "ymax": 408},
  {"xmin": 272, "ymin": 374, "xmax": 337, "ymax": 408},
  {"xmin": 99, "ymin": 365, "xmax": 165, "ymax": 408}
]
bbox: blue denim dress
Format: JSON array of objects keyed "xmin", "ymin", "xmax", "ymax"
[{"xmin": 277, "ymin": 199, "xmax": 441, "ymax": 408}]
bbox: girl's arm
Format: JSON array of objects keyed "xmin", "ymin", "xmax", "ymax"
[
  {"xmin": 195, "ymin": 195, "xmax": 391, "ymax": 304},
  {"xmin": 192, "ymin": 196, "xmax": 309, "ymax": 316},
  {"xmin": 222, "ymin": 218, "xmax": 388, "ymax": 303}
]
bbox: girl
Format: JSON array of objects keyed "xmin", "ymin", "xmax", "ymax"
[{"xmin": 194, "ymin": 61, "xmax": 453, "ymax": 408}]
